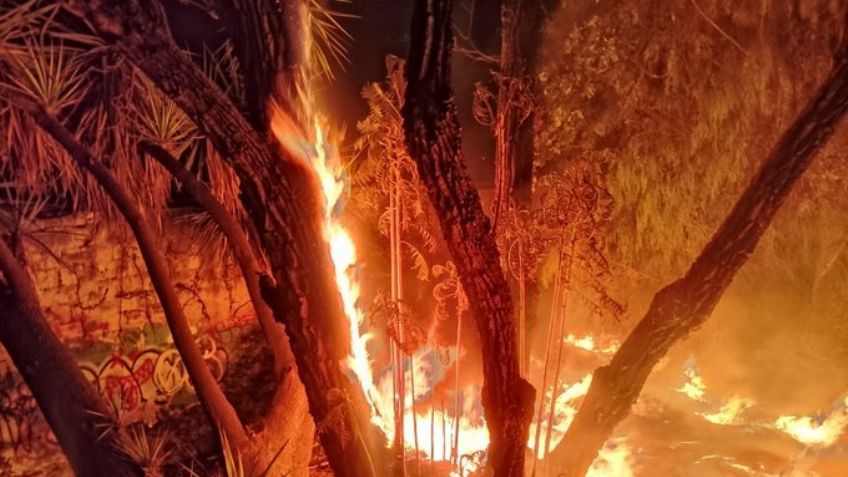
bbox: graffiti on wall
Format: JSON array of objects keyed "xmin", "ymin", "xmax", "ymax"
[
  {"xmin": 0, "ymin": 367, "xmax": 39, "ymax": 453},
  {"xmin": 0, "ymin": 314, "xmax": 257, "ymax": 452},
  {"xmin": 79, "ymin": 334, "xmax": 230, "ymax": 425}
]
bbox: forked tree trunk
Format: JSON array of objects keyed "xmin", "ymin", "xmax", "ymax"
[
  {"xmin": 140, "ymin": 142, "xmax": 292, "ymax": 376},
  {"xmin": 551, "ymin": 20, "xmax": 848, "ymax": 477},
  {"xmin": 403, "ymin": 1, "xmax": 535, "ymax": 475},
  {"xmin": 67, "ymin": 2, "xmax": 380, "ymax": 475},
  {"xmin": 0, "ymin": 238, "xmax": 141, "ymax": 477},
  {"xmin": 12, "ymin": 97, "xmax": 249, "ymax": 450},
  {"xmin": 140, "ymin": 143, "xmax": 313, "ymax": 475}
]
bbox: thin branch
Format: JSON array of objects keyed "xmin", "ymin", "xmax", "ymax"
[
  {"xmin": 5, "ymin": 91, "xmax": 249, "ymax": 449},
  {"xmin": 140, "ymin": 141, "xmax": 293, "ymax": 375},
  {"xmin": 689, "ymin": 0, "xmax": 747, "ymax": 55}
]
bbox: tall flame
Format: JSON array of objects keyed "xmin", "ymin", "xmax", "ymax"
[{"xmin": 270, "ymin": 101, "xmax": 391, "ymax": 437}]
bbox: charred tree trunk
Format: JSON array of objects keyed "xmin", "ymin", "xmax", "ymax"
[
  {"xmin": 11, "ymin": 97, "xmax": 249, "ymax": 449},
  {"xmin": 0, "ymin": 237, "xmax": 141, "ymax": 477},
  {"xmin": 493, "ymin": 0, "xmax": 557, "ymax": 223},
  {"xmin": 551, "ymin": 22, "xmax": 848, "ymax": 477},
  {"xmin": 403, "ymin": 1, "xmax": 535, "ymax": 475},
  {"xmin": 67, "ymin": 2, "xmax": 380, "ymax": 475}
]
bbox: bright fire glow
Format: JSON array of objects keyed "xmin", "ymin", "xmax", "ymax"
[
  {"xmin": 269, "ymin": 6, "xmax": 636, "ymax": 474},
  {"xmin": 677, "ymin": 360, "xmax": 848, "ymax": 447},
  {"xmin": 678, "ymin": 365, "xmax": 707, "ymax": 402},
  {"xmin": 774, "ymin": 398, "xmax": 848, "ymax": 447},
  {"xmin": 564, "ymin": 334, "xmax": 619, "ymax": 355},
  {"xmin": 700, "ymin": 396, "xmax": 753, "ymax": 425}
]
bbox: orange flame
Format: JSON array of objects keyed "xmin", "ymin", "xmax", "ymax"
[{"xmin": 774, "ymin": 398, "xmax": 848, "ymax": 447}]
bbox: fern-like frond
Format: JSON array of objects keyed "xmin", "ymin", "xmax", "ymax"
[{"xmin": 401, "ymin": 240, "xmax": 430, "ymax": 281}]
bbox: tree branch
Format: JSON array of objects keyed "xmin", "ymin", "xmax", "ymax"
[
  {"xmin": 140, "ymin": 141, "xmax": 294, "ymax": 376},
  {"xmin": 551, "ymin": 16, "xmax": 848, "ymax": 476},
  {"xmin": 7, "ymin": 92, "xmax": 249, "ymax": 449}
]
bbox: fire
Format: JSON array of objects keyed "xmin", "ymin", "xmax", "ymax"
[
  {"xmin": 269, "ymin": 6, "xmax": 637, "ymax": 474},
  {"xmin": 774, "ymin": 397, "xmax": 848, "ymax": 447},
  {"xmin": 528, "ymin": 373, "xmax": 593, "ymax": 459},
  {"xmin": 267, "ymin": 95, "xmax": 639, "ymax": 471},
  {"xmin": 270, "ymin": 98, "xmax": 395, "ymax": 439},
  {"xmin": 564, "ymin": 334, "xmax": 619, "ymax": 355},
  {"xmin": 677, "ymin": 363, "xmax": 707, "ymax": 402},
  {"xmin": 676, "ymin": 359, "xmax": 848, "ymax": 447},
  {"xmin": 700, "ymin": 396, "xmax": 753, "ymax": 426}
]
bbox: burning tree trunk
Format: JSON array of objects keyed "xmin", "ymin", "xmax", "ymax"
[
  {"xmin": 11, "ymin": 96, "xmax": 250, "ymax": 450},
  {"xmin": 66, "ymin": 2, "xmax": 380, "ymax": 475},
  {"xmin": 403, "ymin": 1, "xmax": 535, "ymax": 475},
  {"xmin": 551, "ymin": 20, "xmax": 848, "ymax": 477},
  {"xmin": 0, "ymin": 237, "xmax": 141, "ymax": 477}
]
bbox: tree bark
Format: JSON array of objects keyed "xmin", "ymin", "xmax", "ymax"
[
  {"xmin": 140, "ymin": 142, "xmax": 315, "ymax": 475},
  {"xmin": 493, "ymin": 0, "xmax": 557, "ymax": 224},
  {"xmin": 551, "ymin": 23, "xmax": 848, "ymax": 477},
  {"xmin": 11, "ymin": 96, "xmax": 249, "ymax": 449},
  {"xmin": 67, "ymin": 2, "xmax": 380, "ymax": 475},
  {"xmin": 403, "ymin": 1, "xmax": 535, "ymax": 476},
  {"xmin": 216, "ymin": 0, "xmax": 304, "ymax": 130},
  {"xmin": 0, "ymin": 238, "xmax": 141, "ymax": 477}
]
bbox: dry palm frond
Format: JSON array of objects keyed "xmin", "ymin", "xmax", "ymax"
[
  {"xmin": 0, "ymin": 0, "xmax": 50, "ymax": 44},
  {"xmin": 0, "ymin": 0, "xmax": 103, "ymax": 49},
  {"xmin": 2, "ymin": 106, "xmax": 80, "ymax": 193},
  {"xmin": 219, "ymin": 426, "xmax": 246, "ymax": 477},
  {"xmin": 0, "ymin": 33, "xmax": 109, "ymax": 213},
  {"xmin": 171, "ymin": 209, "xmax": 230, "ymax": 265},
  {"xmin": 306, "ymin": 0, "xmax": 355, "ymax": 79},
  {"xmin": 117, "ymin": 425, "xmax": 174, "ymax": 476},
  {"xmin": 1, "ymin": 39, "xmax": 89, "ymax": 114},
  {"xmin": 129, "ymin": 73, "xmax": 198, "ymax": 154},
  {"xmin": 201, "ymin": 40, "xmax": 245, "ymax": 108}
]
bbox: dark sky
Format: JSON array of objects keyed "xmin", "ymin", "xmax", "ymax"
[{"xmin": 328, "ymin": 0, "xmax": 502, "ymax": 187}]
